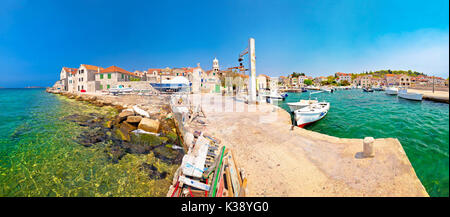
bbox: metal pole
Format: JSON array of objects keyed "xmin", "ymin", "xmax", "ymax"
[
  {"xmin": 248, "ymin": 38, "xmax": 257, "ymax": 103},
  {"xmin": 432, "ymin": 76, "xmax": 435, "ymax": 93}
]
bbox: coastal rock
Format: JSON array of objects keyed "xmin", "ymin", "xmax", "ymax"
[
  {"xmin": 153, "ymin": 145, "xmax": 182, "ymax": 163},
  {"xmin": 138, "ymin": 118, "xmax": 160, "ymax": 133},
  {"xmin": 158, "ymin": 118, "xmax": 177, "ymax": 135},
  {"xmin": 141, "ymin": 163, "xmax": 167, "ymax": 179},
  {"xmin": 118, "ymin": 110, "xmax": 135, "ymax": 122},
  {"xmin": 133, "ymin": 105, "xmax": 150, "ymax": 118},
  {"xmin": 126, "ymin": 116, "xmax": 142, "ymax": 124},
  {"xmin": 117, "ymin": 122, "xmax": 137, "ymax": 141}
]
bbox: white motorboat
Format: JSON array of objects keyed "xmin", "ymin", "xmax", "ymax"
[
  {"xmin": 320, "ymin": 87, "xmax": 332, "ymax": 93},
  {"xmin": 398, "ymin": 87, "xmax": 422, "ymax": 101},
  {"xmin": 385, "ymin": 87, "xmax": 398, "ymax": 95},
  {"xmin": 372, "ymin": 86, "xmax": 384, "ymax": 91},
  {"xmin": 294, "ymin": 102, "xmax": 330, "ymax": 128},
  {"xmin": 260, "ymin": 90, "xmax": 286, "ymax": 102},
  {"xmin": 287, "ymin": 99, "xmax": 319, "ymax": 112}
]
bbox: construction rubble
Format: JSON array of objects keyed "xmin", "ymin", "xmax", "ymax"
[{"xmin": 167, "ymin": 94, "xmax": 247, "ymax": 197}]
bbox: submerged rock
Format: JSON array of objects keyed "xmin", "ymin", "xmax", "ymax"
[
  {"xmin": 153, "ymin": 145, "xmax": 183, "ymax": 164},
  {"xmin": 141, "ymin": 163, "xmax": 167, "ymax": 179},
  {"xmin": 138, "ymin": 118, "xmax": 160, "ymax": 133},
  {"xmin": 130, "ymin": 133, "xmax": 162, "ymax": 147}
]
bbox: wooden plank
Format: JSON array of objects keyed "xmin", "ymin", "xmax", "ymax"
[
  {"xmin": 209, "ymin": 146, "xmax": 226, "ymax": 197},
  {"xmin": 178, "ymin": 175, "xmax": 210, "ymax": 191},
  {"xmin": 238, "ymin": 178, "xmax": 247, "ymax": 197},
  {"xmin": 231, "ymin": 149, "xmax": 242, "ymax": 185},
  {"xmin": 216, "ymin": 161, "xmax": 226, "ymax": 197},
  {"xmin": 225, "ymin": 161, "xmax": 233, "ymax": 197}
]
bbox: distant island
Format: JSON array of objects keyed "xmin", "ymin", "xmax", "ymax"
[{"xmin": 24, "ymin": 86, "xmax": 45, "ymax": 89}]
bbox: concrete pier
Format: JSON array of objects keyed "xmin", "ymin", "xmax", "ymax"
[
  {"xmin": 192, "ymin": 94, "xmax": 429, "ymax": 197},
  {"xmin": 408, "ymin": 89, "xmax": 449, "ymax": 104}
]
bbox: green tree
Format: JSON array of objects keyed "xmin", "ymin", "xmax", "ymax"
[
  {"xmin": 341, "ymin": 80, "xmax": 350, "ymax": 86},
  {"xmin": 304, "ymin": 79, "xmax": 313, "ymax": 86}
]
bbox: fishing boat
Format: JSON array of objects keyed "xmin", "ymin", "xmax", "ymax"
[
  {"xmin": 363, "ymin": 87, "xmax": 374, "ymax": 92},
  {"xmin": 294, "ymin": 102, "xmax": 330, "ymax": 128},
  {"xmin": 108, "ymin": 87, "xmax": 134, "ymax": 95},
  {"xmin": 287, "ymin": 99, "xmax": 318, "ymax": 112},
  {"xmin": 385, "ymin": 87, "xmax": 398, "ymax": 95},
  {"xmin": 373, "ymin": 86, "xmax": 384, "ymax": 91},
  {"xmin": 320, "ymin": 87, "xmax": 334, "ymax": 93},
  {"xmin": 398, "ymin": 87, "xmax": 422, "ymax": 101},
  {"xmin": 301, "ymin": 87, "xmax": 307, "ymax": 92},
  {"xmin": 260, "ymin": 90, "xmax": 286, "ymax": 102}
]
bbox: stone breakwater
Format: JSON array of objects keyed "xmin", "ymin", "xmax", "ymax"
[{"xmin": 47, "ymin": 88, "xmax": 185, "ymax": 181}]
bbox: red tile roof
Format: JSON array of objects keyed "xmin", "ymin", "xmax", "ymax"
[
  {"xmin": 99, "ymin": 66, "xmax": 135, "ymax": 76},
  {"xmin": 81, "ymin": 64, "xmax": 103, "ymax": 71},
  {"xmin": 63, "ymin": 67, "xmax": 78, "ymax": 75},
  {"xmin": 147, "ymin": 68, "xmax": 162, "ymax": 73}
]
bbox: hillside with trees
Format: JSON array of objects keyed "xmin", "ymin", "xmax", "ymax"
[{"xmin": 354, "ymin": 70, "xmax": 426, "ymax": 78}]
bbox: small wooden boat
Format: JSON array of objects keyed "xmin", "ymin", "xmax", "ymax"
[
  {"xmin": 294, "ymin": 102, "xmax": 330, "ymax": 128},
  {"xmin": 363, "ymin": 88, "xmax": 374, "ymax": 92},
  {"xmin": 287, "ymin": 99, "xmax": 318, "ymax": 112}
]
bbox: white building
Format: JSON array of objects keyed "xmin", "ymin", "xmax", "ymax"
[
  {"xmin": 74, "ymin": 64, "xmax": 103, "ymax": 92},
  {"xmin": 212, "ymin": 57, "xmax": 219, "ymax": 73}
]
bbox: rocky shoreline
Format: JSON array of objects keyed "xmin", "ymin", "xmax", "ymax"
[{"xmin": 47, "ymin": 88, "xmax": 185, "ymax": 181}]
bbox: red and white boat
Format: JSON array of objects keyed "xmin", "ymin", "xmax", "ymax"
[{"xmin": 294, "ymin": 102, "xmax": 330, "ymax": 128}]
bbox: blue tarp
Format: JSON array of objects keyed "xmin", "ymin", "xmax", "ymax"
[{"xmin": 150, "ymin": 83, "xmax": 191, "ymax": 92}]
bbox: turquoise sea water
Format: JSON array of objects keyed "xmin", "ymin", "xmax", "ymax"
[
  {"xmin": 277, "ymin": 89, "xmax": 449, "ymax": 197},
  {"xmin": 0, "ymin": 88, "xmax": 177, "ymax": 196}
]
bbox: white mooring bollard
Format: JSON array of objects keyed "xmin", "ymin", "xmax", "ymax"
[{"xmin": 363, "ymin": 137, "xmax": 375, "ymax": 157}]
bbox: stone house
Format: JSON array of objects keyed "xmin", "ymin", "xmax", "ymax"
[
  {"xmin": 335, "ymin": 72, "xmax": 352, "ymax": 84},
  {"xmin": 384, "ymin": 74, "xmax": 398, "ymax": 86},
  {"xmin": 75, "ymin": 64, "xmax": 104, "ymax": 92},
  {"xmin": 314, "ymin": 76, "xmax": 327, "ymax": 85},
  {"xmin": 95, "ymin": 66, "xmax": 139, "ymax": 90},
  {"xmin": 256, "ymin": 74, "xmax": 268, "ymax": 90},
  {"xmin": 297, "ymin": 75, "xmax": 308, "ymax": 87},
  {"xmin": 146, "ymin": 68, "xmax": 161, "ymax": 83},
  {"xmin": 59, "ymin": 67, "xmax": 77, "ymax": 91},
  {"xmin": 398, "ymin": 74, "xmax": 411, "ymax": 87},
  {"xmin": 201, "ymin": 70, "xmax": 221, "ymax": 93}
]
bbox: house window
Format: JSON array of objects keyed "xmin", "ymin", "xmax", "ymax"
[
  {"xmin": 100, "ymin": 74, "xmax": 103, "ymax": 79},
  {"xmin": 99, "ymin": 85, "xmax": 103, "ymax": 90},
  {"xmin": 81, "ymin": 85, "xmax": 84, "ymax": 90},
  {"xmin": 121, "ymin": 74, "xmax": 124, "ymax": 79},
  {"xmin": 107, "ymin": 84, "xmax": 110, "ymax": 89},
  {"xmin": 108, "ymin": 74, "xmax": 111, "ymax": 79}
]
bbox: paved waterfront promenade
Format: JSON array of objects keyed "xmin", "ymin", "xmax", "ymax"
[
  {"xmin": 409, "ymin": 89, "xmax": 449, "ymax": 103},
  {"xmin": 194, "ymin": 94, "xmax": 428, "ymax": 196}
]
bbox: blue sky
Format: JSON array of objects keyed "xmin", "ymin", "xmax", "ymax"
[{"xmin": 0, "ymin": 0, "xmax": 448, "ymax": 87}]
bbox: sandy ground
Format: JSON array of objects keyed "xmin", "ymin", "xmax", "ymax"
[{"xmin": 192, "ymin": 94, "xmax": 428, "ymax": 197}]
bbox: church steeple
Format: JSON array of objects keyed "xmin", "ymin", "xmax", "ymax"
[{"xmin": 212, "ymin": 57, "xmax": 219, "ymax": 72}]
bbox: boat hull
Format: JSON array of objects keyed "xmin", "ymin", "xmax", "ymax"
[
  {"xmin": 398, "ymin": 93, "xmax": 423, "ymax": 101},
  {"xmin": 384, "ymin": 88, "xmax": 398, "ymax": 95},
  {"xmin": 294, "ymin": 103, "xmax": 330, "ymax": 128}
]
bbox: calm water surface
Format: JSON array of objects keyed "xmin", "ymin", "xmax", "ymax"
[
  {"xmin": 277, "ymin": 89, "xmax": 449, "ymax": 197},
  {"xmin": 0, "ymin": 88, "xmax": 176, "ymax": 196}
]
